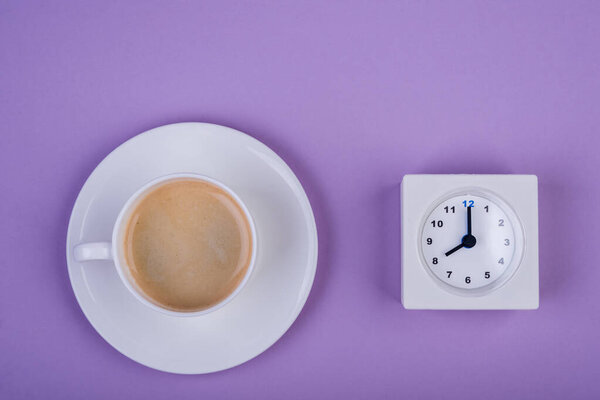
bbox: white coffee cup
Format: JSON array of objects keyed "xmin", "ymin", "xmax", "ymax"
[{"xmin": 73, "ymin": 173, "xmax": 258, "ymax": 317}]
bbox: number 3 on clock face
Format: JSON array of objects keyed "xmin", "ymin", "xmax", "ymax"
[{"xmin": 420, "ymin": 193, "xmax": 522, "ymax": 293}]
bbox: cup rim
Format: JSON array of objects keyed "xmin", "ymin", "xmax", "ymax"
[{"xmin": 111, "ymin": 172, "xmax": 258, "ymax": 318}]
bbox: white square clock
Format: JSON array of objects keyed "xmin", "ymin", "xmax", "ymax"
[{"xmin": 401, "ymin": 174, "xmax": 539, "ymax": 310}]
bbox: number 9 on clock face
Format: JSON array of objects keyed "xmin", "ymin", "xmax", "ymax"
[{"xmin": 420, "ymin": 193, "xmax": 520, "ymax": 292}]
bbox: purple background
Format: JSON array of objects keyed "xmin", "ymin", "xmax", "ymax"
[{"xmin": 1, "ymin": 1, "xmax": 599, "ymax": 398}]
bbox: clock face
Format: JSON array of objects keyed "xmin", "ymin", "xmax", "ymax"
[{"xmin": 421, "ymin": 193, "xmax": 519, "ymax": 291}]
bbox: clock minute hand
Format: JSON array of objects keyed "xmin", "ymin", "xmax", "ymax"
[
  {"xmin": 445, "ymin": 242, "xmax": 464, "ymax": 257},
  {"xmin": 467, "ymin": 205, "xmax": 472, "ymax": 236},
  {"xmin": 463, "ymin": 205, "xmax": 477, "ymax": 249}
]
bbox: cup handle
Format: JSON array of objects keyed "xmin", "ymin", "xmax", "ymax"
[{"xmin": 74, "ymin": 242, "xmax": 112, "ymax": 262}]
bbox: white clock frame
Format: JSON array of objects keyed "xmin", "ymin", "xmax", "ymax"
[{"xmin": 401, "ymin": 175, "xmax": 539, "ymax": 310}]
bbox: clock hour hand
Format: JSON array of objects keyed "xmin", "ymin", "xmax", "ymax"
[
  {"xmin": 446, "ymin": 206, "xmax": 477, "ymax": 257},
  {"xmin": 445, "ymin": 242, "xmax": 464, "ymax": 257}
]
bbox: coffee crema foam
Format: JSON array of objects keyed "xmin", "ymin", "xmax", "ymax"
[{"xmin": 123, "ymin": 179, "xmax": 253, "ymax": 312}]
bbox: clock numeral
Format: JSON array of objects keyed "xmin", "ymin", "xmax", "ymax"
[
  {"xmin": 426, "ymin": 238, "xmax": 433, "ymax": 245},
  {"xmin": 444, "ymin": 206, "xmax": 455, "ymax": 213},
  {"xmin": 446, "ymin": 271, "xmax": 452, "ymax": 278},
  {"xmin": 462, "ymin": 200, "xmax": 474, "ymax": 207},
  {"xmin": 484, "ymin": 205, "xmax": 489, "ymax": 213},
  {"xmin": 432, "ymin": 257, "xmax": 438, "ymax": 265},
  {"xmin": 431, "ymin": 220, "xmax": 443, "ymax": 228},
  {"xmin": 485, "ymin": 271, "xmax": 490, "ymax": 279},
  {"xmin": 498, "ymin": 219, "xmax": 504, "ymax": 227},
  {"xmin": 465, "ymin": 276, "xmax": 471, "ymax": 284},
  {"xmin": 504, "ymin": 238, "xmax": 510, "ymax": 246},
  {"xmin": 498, "ymin": 257, "xmax": 504, "ymax": 264}
]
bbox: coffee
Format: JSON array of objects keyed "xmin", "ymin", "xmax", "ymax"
[{"xmin": 122, "ymin": 178, "xmax": 253, "ymax": 312}]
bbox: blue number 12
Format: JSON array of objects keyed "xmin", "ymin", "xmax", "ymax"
[{"xmin": 463, "ymin": 200, "xmax": 474, "ymax": 207}]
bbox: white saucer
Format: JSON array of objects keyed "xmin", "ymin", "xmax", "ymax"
[{"xmin": 66, "ymin": 123, "xmax": 318, "ymax": 374}]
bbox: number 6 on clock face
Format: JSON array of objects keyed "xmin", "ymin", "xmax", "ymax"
[{"xmin": 420, "ymin": 192, "xmax": 522, "ymax": 293}]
